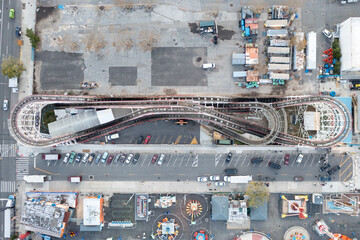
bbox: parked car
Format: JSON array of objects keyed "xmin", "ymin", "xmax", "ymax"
[
  {"xmin": 284, "ymin": 154, "xmax": 290, "ymax": 165},
  {"xmin": 322, "ymin": 28, "xmax": 332, "ymax": 39},
  {"xmin": 225, "ymin": 152, "xmax": 233, "ymax": 163},
  {"xmin": 210, "ymin": 175, "xmax": 220, "ymax": 181},
  {"xmin": 133, "ymin": 153, "xmax": 140, "ymax": 164},
  {"xmin": 88, "ymin": 153, "xmax": 95, "ymax": 163},
  {"xmin": 69, "ymin": 152, "xmax": 76, "ymax": 163},
  {"xmin": 327, "ymin": 165, "xmax": 341, "ymax": 175},
  {"xmin": 268, "ymin": 162, "xmax": 281, "ymax": 169},
  {"xmin": 81, "ymin": 153, "xmax": 89, "ymax": 163},
  {"xmin": 296, "ymin": 154, "xmax": 304, "ymax": 164},
  {"xmin": 63, "ymin": 153, "xmax": 70, "ymax": 163},
  {"xmin": 320, "ymin": 163, "xmax": 331, "ymax": 172},
  {"xmin": 114, "ymin": 154, "xmax": 121, "ymax": 164},
  {"xmin": 125, "ymin": 153, "xmax": 134, "ymax": 164},
  {"xmin": 319, "ymin": 175, "xmax": 332, "ymax": 182},
  {"xmin": 101, "ymin": 152, "xmax": 109, "ymax": 163},
  {"xmin": 95, "ymin": 153, "xmax": 102, "ymax": 164},
  {"xmin": 157, "ymin": 154, "xmax": 165, "ymax": 165},
  {"xmin": 144, "ymin": 135, "xmax": 151, "ymax": 144},
  {"xmin": 107, "ymin": 155, "xmax": 114, "ymax": 165},
  {"xmin": 9, "ymin": 9, "xmax": 14, "ymax": 19},
  {"xmin": 197, "ymin": 177, "xmax": 208, "ymax": 182},
  {"xmin": 136, "ymin": 136, "xmax": 144, "ymax": 144},
  {"xmin": 215, "ymin": 182, "xmax": 226, "ymax": 186},
  {"xmin": 119, "ymin": 153, "xmax": 127, "ymax": 163},
  {"xmin": 225, "ymin": 168, "xmax": 238, "ymax": 175},
  {"xmin": 251, "ymin": 157, "xmax": 263, "ymax": 164},
  {"xmin": 151, "ymin": 154, "xmax": 158, "ymax": 164},
  {"xmin": 294, "ymin": 176, "xmax": 304, "ymax": 181},
  {"xmin": 15, "ymin": 26, "xmax": 21, "ymax": 37},
  {"xmin": 75, "ymin": 153, "xmax": 82, "ymax": 162},
  {"xmin": 320, "ymin": 154, "xmax": 328, "ymax": 163}
]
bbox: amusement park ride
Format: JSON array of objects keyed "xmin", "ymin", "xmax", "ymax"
[
  {"xmin": 280, "ymin": 195, "xmax": 308, "ymax": 219},
  {"xmin": 313, "ymin": 219, "xmax": 352, "ymax": 240}
]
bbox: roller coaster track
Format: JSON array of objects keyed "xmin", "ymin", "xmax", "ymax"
[{"xmin": 8, "ymin": 95, "xmax": 351, "ymax": 148}]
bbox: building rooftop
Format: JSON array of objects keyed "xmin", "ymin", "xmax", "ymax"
[
  {"xmin": 20, "ymin": 199, "xmax": 69, "ymax": 238},
  {"xmin": 26, "ymin": 192, "xmax": 78, "ymax": 208},
  {"xmin": 83, "ymin": 197, "xmax": 104, "ymax": 226},
  {"xmin": 211, "ymin": 196, "xmax": 229, "ymax": 221}
]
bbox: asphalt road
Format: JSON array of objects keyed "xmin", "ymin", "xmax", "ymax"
[
  {"xmin": 0, "ymin": 0, "xmax": 21, "ymax": 237},
  {"xmin": 31, "ymin": 152, "xmax": 352, "ymax": 183}
]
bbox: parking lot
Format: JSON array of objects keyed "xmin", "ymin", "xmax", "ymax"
[{"xmin": 31, "ymin": 152, "xmax": 352, "ymax": 183}]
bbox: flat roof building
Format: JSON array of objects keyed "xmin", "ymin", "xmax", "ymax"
[{"xmin": 83, "ymin": 197, "xmax": 104, "ymax": 226}]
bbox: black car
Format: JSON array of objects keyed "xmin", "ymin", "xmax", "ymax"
[
  {"xmin": 225, "ymin": 168, "xmax": 238, "ymax": 175},
  {"xmin": 136, "ymin": 136, "xmax": 144, "ymax": 144},
  {"xmin": 15, "ymin": 26, "xmax": 21, "ymax": 37},
  {"xmin": 268, "ymin": 162, "xmax": 281, "ymax": 169},
  {"xmin": 133, "ymin": 153, "xmax": 140, "ymax": 164},
  {"xmin": 320, "ymin": 163, "xmax": 331, "ymax": 172},
  {"xmin": 251, "ymin": 157, "xmax": 263, "ymax": 164},
  {"xmin": 327, "ymin": 165, "xmax": 340, "ymax": 175},
  {"xmin": 225, "ymin": 152, "xmax": 233, "ymax": 163},
  {"xmin": 319, "ymin": 175, "xmax": 332, "ymax": 182},
  {"xmin": 119, "ymin": 153, "xmax": 127, "ymax": 163}
]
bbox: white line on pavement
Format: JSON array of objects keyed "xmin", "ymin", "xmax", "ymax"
[
  {"xmin": 185, "ymin": 155, "xmax": 191, "ymax": 167},
  {"xmin": 310, "ymin": 155, "xmax": 315, "ymax": 167},
  {"xmin": 234, "ymin": 154, "xmax": 241, "ymax": 166},
  {"xmin": 173, "ymin": 154, "xmax": 178, "ymax": 167},
  {"xmin": 179, "ymin": 154, "xmax": 186, "ymax": 166},
  {"xmin": 141, "ymin": 155, "xmax": 147, "ymax": 166},
  {"xmin": 166, "ymin": 154, "xmax": 172, "ymax": 166}
]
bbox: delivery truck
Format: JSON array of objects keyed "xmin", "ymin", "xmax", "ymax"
[{"xmin": 223, "ymin": 175, "xmax": 252, "ymax": 183}]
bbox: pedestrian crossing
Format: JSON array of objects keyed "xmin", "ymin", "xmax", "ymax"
[
  {"xmin": 0, "ymin": 144, "xmax": 17, "ymax": 157},
  {"xmin": 0, "ymin": 181, "xmax": 16, "ymax": 193},
  {"xmin": 16, "ymin": 157, "xmax": 29, "ymax": 181}
]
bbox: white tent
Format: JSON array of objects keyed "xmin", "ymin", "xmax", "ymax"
[{"xmin": 340, "ymin": 18, "xmax": 360, "ymax": 72}]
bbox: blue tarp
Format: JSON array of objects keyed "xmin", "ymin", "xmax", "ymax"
[
  {"xmin": 58, "ymin": 5, "xmax": 65, "ymax": 9},
  {"xmin": 336, "ymin": 97, "xmax": 352, "ymax": 144},
  {"xmin": 245, "ymin": 27, "xmax": 250, "ymax": 36}
]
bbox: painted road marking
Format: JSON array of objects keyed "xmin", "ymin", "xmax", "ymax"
[
  {"xmin": 234, "ymin": 154, "xmax": 241, "ymax": 166},
  {"xmin": 154, "ymin": 136, "xmax": 160, "ymax": 144},
  {"xmin": 339, "ymin": 163, "xmax": 352, "ymax": 179},
  {"xmin": 340, "ymin": 156, "xmax": 351, "ymax": 168},
  {"xmin": 192, "ymin": 154, "xmax": 198, "ymax": 168},
  {"xmin": 161, "ymin": 136, "xmax": 167, "ymax": 144},
  {"xmin": 166, "ymin": 154, "xmax": 173, "ymax": 166},
  {"xmin": 310, "ymin": 155, "xmax": 315, "ymax": 167},
  {"xmin": 167, "ymin": 136, "xmax": 173, "ymax": 144},
  {"xmin": 215, "ymin": 154, "xmax": 222, "ymax": 167},
  {"xmin": 185, "ymin": 155, "xmax": 191, "ymax": 167},
  {"xmin": 173, "ymin": 154, "xmax": 179, "ymax": 167},
  {"xmin": 175, "ymin": 136, "xmax": 182, "ymax": 144},
  {"xmin": 179, "ymin": 155, "xmax": 186, "ymax": 166},
  {"xmin": 342, "ymin": 171, "xmax": 352, "ymax": 182},
  {"xmin": 141, "ymin": 155, "xmax": 148, "ymax": 166}
]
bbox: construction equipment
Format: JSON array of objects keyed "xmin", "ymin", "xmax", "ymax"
[{"xmin": 313, "ymin": 219, "xmax": 352, "ymax": 240}]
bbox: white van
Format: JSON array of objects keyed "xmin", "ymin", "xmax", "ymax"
[
  {"xmin": 106, "ymin": 133, "xmax": 119, "ymax": 142},
  {"xmin": 202, "ymin": 63, "xmax": 215, "ymax": 69},
  {"xmin": 101, "ymin": 152, "xmax": 109, "ymax": 163},
  {"xmin": 3, "ymin": 99, "xmax": 8, "ymax": 111},
  {"xmin": 296, "ymin": 154, "xmax": 304, "ymax": 163}
]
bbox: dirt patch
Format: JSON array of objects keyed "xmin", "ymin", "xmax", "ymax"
[
  {"xmin": 188, "ymin": 23, "xmax": 198, "ymax": 34},
  {"xmin": 164, "ymin": 88, "xmax": 178, "ymax": 95},
  {"xmin": 36, "ymin": 7, "xmax": 57, "ymax": 23},
  {"xmin": 217, "ymin": 25, "xmax": 235, "ymax": 40}
]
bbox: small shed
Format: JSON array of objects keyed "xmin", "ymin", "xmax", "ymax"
[
  {"xmin": 250, "ymin": 201, "xmax": 268, "ymax": 221},
  {"xmin": 232, "ymin": 53, "xmax": 246, "ymax": 65},
  {"xmin": 211, "ymin": 196, "xmax": 229, "ymax": 221}
]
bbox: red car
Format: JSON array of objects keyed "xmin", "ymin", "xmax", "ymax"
[
  {"xmin": 107, "ymin": 155, "xmax": 114, "ymax": 165},
  {"xmin": 143, "ymin": 135, "xmax": 151, "ymax": 144},
  {"xmin": 151, "ymin": 154, "xmax": 158, "ymax": 164},
  {"xmin": 284, "ymin": 154, "xmax": 290, "ymax": 165},
  {"xmin": 294, "ymin": 176, "xmax": 304, "ymax": 181}
]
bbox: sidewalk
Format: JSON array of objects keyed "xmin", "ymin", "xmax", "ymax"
[{"xmin": 18, "ymin": 0, "xmax": 36, "ymax": 100}]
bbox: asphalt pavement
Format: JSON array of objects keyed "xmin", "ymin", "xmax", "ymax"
[
  {"xmin": 0, "ymin": 0, "xmax": 21, "ymax": 237},
  {"xmin": 30, "ymin": 152, "xmax": 352, "ymax": 183}
]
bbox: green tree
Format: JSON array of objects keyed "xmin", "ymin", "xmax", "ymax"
[
  {"xmin": 1, "ymin": 56, "xmax": 25, "ymax": 78},
  {"xmin": 334, "ymin": 61, "xmax": 341, "ymax": 74},
  {"xmin": 332, "ymin": 41, "xmax": 340, "ymax": 49},
  {"xmin": 333, "ymin": 48, "xmax": 342, "ymax": 59},
  {"xmin": 25, "ymin": 28, "xmax": 40, "ymax": 48},
  {"xmin": 245, "ymin": 181, "xmax": 270, "ymax": 208}
]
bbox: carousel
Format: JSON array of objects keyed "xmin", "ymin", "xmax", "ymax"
[{"xmin": 154, "ymin": 217, "xmax": 180, "ymax": 240}]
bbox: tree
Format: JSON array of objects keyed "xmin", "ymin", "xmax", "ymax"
[
  {"xmin": 333, "ymin": 48, "xmax": 342, "ymax": 59},
  {"xmin": 332, "ymin": 40, "xmax": 340, "ymax": 49},
  {"xmin": 1, "ymin": 56, "xmax": 25, "ymax": 78},
  {"xmin": 334, "ymin": 61, "xmax": 341, "ymax": 74},
  {"xmin": 245, "ymin": 181, "xmax": 270, "ymax": 208},
  {"xmin": 25, "ymin": 28, "xmax": 40, "ymax": 48}
]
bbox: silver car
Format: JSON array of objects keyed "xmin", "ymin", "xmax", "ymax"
[
  {"xmin": 197, "ymin": 177, "xmax": 208, "ymax": 182},
  {"xmin": 157, "ymin": 154, "xmax": 165, "ymax": 165},
  {"xmin": 63, "ymin": 153, "xmax": 70, "ymax": 163},
  {"xmin": 125, "ymin": 153, "xmax": 133, "ymax": 164}
]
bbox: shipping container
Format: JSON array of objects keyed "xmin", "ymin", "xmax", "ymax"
[
  {"xmin": 42, "ymin": 153, "xmax": 61, "ymax": 160},
  {"xmin": 306, "ymin": 31, "xmax": 317, "ymax": 70},
  {"xmin": 268, "ymin": 47, "xmax": 290, "ymax": 54},
  {"xmin": 268, "ymin": 64, "xmax": 291, "ymax": 71},
  {"xmin": 264, "ymin": 19, "xmax": 288, "ymax": 28},
  {"xmin": 270, "ymin": 56, "xmax": 290, "ymax": 63}
]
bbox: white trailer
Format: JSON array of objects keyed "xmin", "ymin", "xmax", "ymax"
[
  {"xmin": 223, "ymin": 175, "xmax": 252, "ymax": 183},
  {"xmin": 23, "ymin": 175, "xmax": 46, "ymax": 183},
  {"xmin": 268, "ymin": 64, "xmax": 291, "ymax": 71},
  {"xmin": 268, "ymin": 47, "xmax": 290, "ymax": 54},
  {"xmin": 306, "ymin": 31, "xmax": 317, "ymax": 70},
  {"xmin": 9, "ymin": 77, "xmax": 18, "ymax": 88},
  {"xmin": 269, "ymin": 72, "xmax": 290, "ymax": 80},
  {"xmin": 270, "ymin": 56, "xmax": 290, "ymax": 63},
  {"xmin": 4, "ymin": 209, "xmax": 12, "ymax": 238},
  {"xmin": 264, "ymin": 19, "xmax": 288, "ymax": 28},
  {"xmin": 267, "ymin": 29, "xmax": 288, "ymax": 37}
]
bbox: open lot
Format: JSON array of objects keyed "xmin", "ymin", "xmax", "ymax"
[{"xmin": 31, "ymin": 152, "xmax": 352, "ymax": 183}]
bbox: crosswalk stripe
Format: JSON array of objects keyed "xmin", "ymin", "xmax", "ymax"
[
  {"xmin": 16, "ymin": 157, "xmax": 29, "ymax": 180},
  {"xmin": 0, "ymin": 144, "xmax": 17, "ymax": 157},
  {"xmin": 0, "ymin": 181, "xmax": 16, "ymax": 192}
]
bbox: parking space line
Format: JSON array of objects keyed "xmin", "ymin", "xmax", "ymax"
[
  {"xmin": 259, "ymin": 155, "xmax": 266, "ymax": 167},
  {"xmin": 161, "ymin": 136, "xmax": 167, "ymax": 144},
  {"xmin": 342, "ymin": 171, "xmax": 353, "ymax": 182},
  {"xmin": 141, "ymin": 155, "xmax": 148, "ymax": 166},
  {"xmin": 175, "ymin": 136, "xmax": 182, "ymax": 144},
  {"xmin": 167, "ymin": 137, "xmax": 173, "ymax": 144},
  {"xmin": 241, "ymin": 155, "xmax": 246, "ymax": 167},
  {"xmin": 128, "ymin": 137, "xmax": 134, "ymax": 144},
  {"xmin": 166, "ymin": 154, "xmax": 173, "ymax": 166},
  {"xmin": 266, "ymin": 155, "xmax": 272, "ymax": 166},
  {"xmin": 173, "ymin": 155, "xmax": 179, "ymax": 167},
  {"xmin": 303, "ymin": 155, "xmax": 309, "ymax": 167},
  {"xmin": 185, "ymin": 155, "xmax": 191, "ymax": 167},
  {"xmin": 179, "ymin": 155, "xmax": 186, "ymax": 166},
  {"xmin": 192, "ymin": 154, "xmax": 198, "ymax": 168},
  {"xmin": 310, "ymin": 155, "xmax": 315, "ymax": 167},
  {"xmin": 154, "ymin": 136, "xmax": 160, "ymax": 144},
  {"xmin": 340, "ymin": 156, "xmax": 351, "ymax": 168},
  {"xmin": 274, "ymin": 155, "xmax": 279, "ymax": 164},
  {"xmin": 59, "ymin": 161, "xmax": 63, "ymax": 167},
  {"xmin": 215, "ymin": 154, "xmax": 222, "ymax": 167},
  {"xmin": 234, "ymin": 155, "xmax": 241, "ymax": 166},
  {"xmin": 148, "ymin": 155, "xmax": 152, "ymax": 166},
  {"xmin": 221, "ymin": 155, "xmax": 227, "ymax": 167}
]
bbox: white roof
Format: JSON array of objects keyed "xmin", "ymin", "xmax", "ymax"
[
  {"xmin": 83, "ymin": 198, "xmax": 101, "ymax": 226},
  {"xmin": 340, "ymin": 18, "xmax": 360, "ymax": 72},
  {"xmin": 268, "ymin": 64, "xmax": 290, "ymax": 71},
  {"xmin": 270, "ymin": 56, "xmax": 290, "ymax": 63},
  {"xmin": 269, "ymin": 72, "xmax": 290, "ymax": 80},
  {"xmin": 264, "ymin": 19, "xmax": 288, "ymax": 28},
  {"xmin": 306, "ymin": 31, "xmax": 317, "ymax": 70},
  {"xmin": 267, "ymin": 47, "xmax": 290, "ymax": 54},
  {"xmin": 304, "ymin": 112, "xmax": 320, "ymax": 131},
  {"xmin": 96, "ymin": 109, "xmax": 115, "ymax": 124}
]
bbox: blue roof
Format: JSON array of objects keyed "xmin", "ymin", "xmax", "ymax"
[
  {"xmin": 335, "ymin": 97, "xmax": 352, "ymax": 143},
  {"xmin": 250, "ymin": 201, "xmax": 267, "ymax": 221},
  {"xmin": 211, "ymin": 196, "xmax": 229, "ymax": 220}
]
